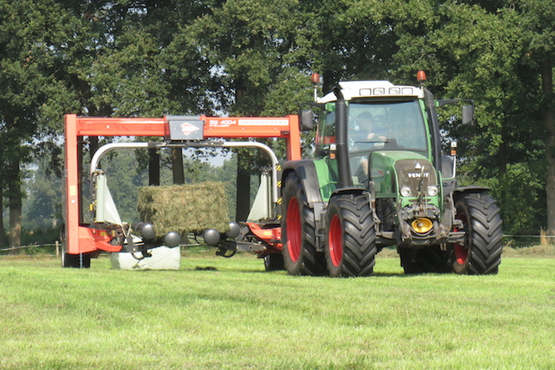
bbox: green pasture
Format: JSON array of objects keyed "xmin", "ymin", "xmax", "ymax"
[{"xmin": 0, "ymin": 250, "xmax": 553, "ymax": 370}]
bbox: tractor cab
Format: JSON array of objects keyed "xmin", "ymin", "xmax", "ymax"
[{"xmin": 308, "ymin": 80, "xmax": 445, "ymax": 247}]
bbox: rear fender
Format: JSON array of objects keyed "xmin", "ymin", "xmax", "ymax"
[
  {"xmin": 329, "ymin": 187, "xmax": 368, "ymax": 199},
  {"xmin": 451, "ymin": 185, "xmax": 490, "ymax": 203},
  {"xmin": 441, "ymin": 185, "xmax": 490, "ymax": 231},
  {"xmin": 281, "ymin": 160, "xmax": 323, "ymax": 207},
  {"xmin": 281, "ymin": 160, "xmax": 327, "ymax": 250}
]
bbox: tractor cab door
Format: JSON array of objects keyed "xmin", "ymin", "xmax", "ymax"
[{"xmin": 314, "ymin": 107, "xmax": 336, "ymax": 158}]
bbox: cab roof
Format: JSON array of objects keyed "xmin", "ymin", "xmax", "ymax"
[{"xmin": 318, "ymin": 80, "xmax": 424, "ymax": 103}]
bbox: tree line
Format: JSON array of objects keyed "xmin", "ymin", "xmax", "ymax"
[{"xmin": 1, "ymin": 0, "xmax": 554, "ymax": 247}]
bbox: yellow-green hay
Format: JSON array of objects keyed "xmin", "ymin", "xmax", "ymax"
[{"xmin": 137, "ymin": 182, "xmax": 230, "ymax": 236}]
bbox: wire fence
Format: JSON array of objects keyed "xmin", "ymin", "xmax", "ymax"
[
  {"xmin": 502, "ymin": 234, "xmax": 555, "ymax": 248},
  {"xmin": 0, "ymin": 242, "xmax": 61, "ymax": 256},
  {"xmin": 0, "ymin": 235, "xmax": 552, "ymax": 257}
]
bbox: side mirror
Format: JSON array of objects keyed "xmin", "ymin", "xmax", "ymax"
[
  {"xmin": 441, "ymin": 155, "xmax": 456, "ymax": 180},
  {"xmin": 462, "ymin": 105, "xmax": 474, "ymax": 126},
  {"xmin": 299, "ymin": 109, "xmax": 315, "ymax": 131}
]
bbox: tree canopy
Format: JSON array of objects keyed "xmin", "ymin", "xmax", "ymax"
[{"xmin": 1, "ymin": 0, "xmax": 554, "ymax": 246}]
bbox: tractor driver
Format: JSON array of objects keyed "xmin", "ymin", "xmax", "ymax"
[
  {"xmin": 351, "ymin": 111, "xmax": 388, "ymax": 184},
  {"xmin": 356, "ymin": 112, "xmax": 387, "ymax": 142}
]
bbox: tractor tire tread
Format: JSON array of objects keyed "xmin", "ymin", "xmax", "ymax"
[
  {"xmin": 327, "ymin": 193, "xmax": 377, "ymax": 277},
  {"xmin": 455, "ymin": 193, "xmax": 503, "ymax": 275},
  {"xmin": 282, "ymin": 172, "xmax": 325, "ymax": 276}
]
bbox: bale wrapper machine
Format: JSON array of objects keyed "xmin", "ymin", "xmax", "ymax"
[{"xmin": 63, "ymin": 114, "xmax": 302, "ymax": 268}]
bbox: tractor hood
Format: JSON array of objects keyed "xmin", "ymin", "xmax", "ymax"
[{"xmin": 368, "ymin": 151, "xmax": 438, "ymax": 202}]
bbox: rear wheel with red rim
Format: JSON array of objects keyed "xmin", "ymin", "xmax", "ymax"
[{"xmin": 281, "ymin": 172, "xmax": 324, "ymax": 276}]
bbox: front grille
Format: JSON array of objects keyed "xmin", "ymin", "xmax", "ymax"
[{"xmin": 395, "ymin": 159, "xmax": 437, "ymax": 195}]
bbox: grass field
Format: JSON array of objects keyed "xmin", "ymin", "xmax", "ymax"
[{"xmin": 0, "ymin": 249, "xmax": 553, "ymax": 370}]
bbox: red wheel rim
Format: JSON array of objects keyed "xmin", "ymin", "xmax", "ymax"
[
  {"xmin": 286, "ymin": 197, "xmax": 301, "ymax": 262},
  {"xmin": 454, "ymin": 213, "xmax": 468, "ymax": 265},
  {"xmin": 454, "ymin": 244, "xmax": 468, "ymax": 265},
  {"xmin": 328, "ymin": 215, "xmax": 343, "ymax": 267}
]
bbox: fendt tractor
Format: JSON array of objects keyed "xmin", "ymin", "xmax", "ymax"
[
  {"xmin": 62, "ymin": 71, "xmax": 502, "ymax": 276},
  {"xmin": 280, "ymin": 71, "xmax": 503, "ymax": 276}
]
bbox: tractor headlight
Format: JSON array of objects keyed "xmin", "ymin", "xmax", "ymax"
[
  {"xmin": 400, "ymin": 186, "xmax": 412, "ymax": 197},
  {"xmin": 427, "ymin": 185, "xmax": 438, "ymax": 197}
]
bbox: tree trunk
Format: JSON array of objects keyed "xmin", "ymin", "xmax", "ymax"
[
  {"xmin": 323, "ymin": 69, "xmax": 338, "ymax": 96},
  {"xmin": 235, "ymin": 158, "xmax": 251, "ymax": 222},
  {"xmin": 172, "ymin": 147, "xmax": 185, "ymax": 185},
  {"xmin": 0, "ymin": 185, "xmax": 5, "ymax": 247},
  {"xmin": 541, "ymin": 59, "xmax": 555, "ymax": 234},
  {"xmin": 89, "ymin": 136, "xmax": 99, "ymax": 158},
  {"xmin": 149, "ymin": 148, "xmax": 160, "ymax": 186},
  {"xmin": 8, "ymin": 159, "xmax": 22, "ymax": 251},
  {"xmin": 233, "ymin": 77, "xmax": 253, "ymax": 222}
]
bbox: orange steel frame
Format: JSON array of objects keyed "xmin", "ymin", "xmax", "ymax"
[{"xmin": 64, "ymin": 114, "xmax": 302, "ymax": 256}]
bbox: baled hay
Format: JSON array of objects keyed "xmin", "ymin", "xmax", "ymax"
[{"xmin": 137, "ymin": 182, "xmax": 230, "ymax": 236}]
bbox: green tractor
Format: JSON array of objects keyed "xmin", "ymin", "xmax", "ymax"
[{"xmin": 280, "ymin": 71, "xmax": 503, "ymax": 276}]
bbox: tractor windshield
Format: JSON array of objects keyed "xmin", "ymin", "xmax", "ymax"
[
  {"xmin": 316, "ymin": 99, "xmax": 428, "ymax": 157},
  {"xmin": 347, "ymin": 100, "xmax": 428, "ymax": 154},
  {"xmin": 315, "ymin": 99, "xmax": 429, "ymax": 186}
]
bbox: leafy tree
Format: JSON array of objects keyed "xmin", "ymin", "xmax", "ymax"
[
  {"xmin": 5, "ymin": 0, "xmax": 554, "ymax": 240},
  {"xmin": 516, "ymin": 0, "xmax": 555, "ymax": 234},
  {"xmin": 0, "ymin": 0, "xmax": 77, "ymax": 248},
  {"xmin": 22, "ymin": 159, "xmax": 63, "ymax": 231},
  {"xmin": 426, "ymin": 2, "xmax": 552, "ymax": 235},
  {"xmin": 304, "ymin": 0, "xmax": 401, "ymax": 92},
  {"xmin": 189, "ymin": 0, "xmax": 312, "ymax": 220},
  {"xmin": 358, "ymin": 0, "xmax": 550, "ymax": 235},
  {"xmin": 427, "ymin": 3, "xmax": 544, "ymax": 234}
]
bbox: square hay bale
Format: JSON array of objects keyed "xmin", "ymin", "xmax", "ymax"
[{"xmin": 137, "ymin": 182, "xmax": 230, "ymax": 237}]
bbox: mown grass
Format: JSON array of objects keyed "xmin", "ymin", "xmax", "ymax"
[{"xmin": 0, "ymin": 251, "xmax": 553, "ymax": 370}]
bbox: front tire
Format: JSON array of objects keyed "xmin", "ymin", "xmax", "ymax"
[
  {"xmin": 264, "ymin": 253, "xmax": 284, "ymax": 271},
  {"xmin": 399, "ymin": 246, "xmax": 451, "ymax": 274},
  {"xmin": 452, "ymin": 193, "xmax": 503, "ymax": 275},
  {"xmin": 281, "ymin": 172, "xmax": 325, "ymax": 276},
  {"xmin": 62, "ymin": 252, "xmax": 91, "ymax": 268},
  {"xmin": 61, "ymin": 238, "xmax": 91, "ymax": 268},
  {"xmin": 325, "ymin": 193, "xmax": 377, "ymax": 277}
]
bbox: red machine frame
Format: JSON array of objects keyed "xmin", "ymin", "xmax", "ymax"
[{"xmin": 63, "ymin": 114, "xmax": 302, "ymax": 257}]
